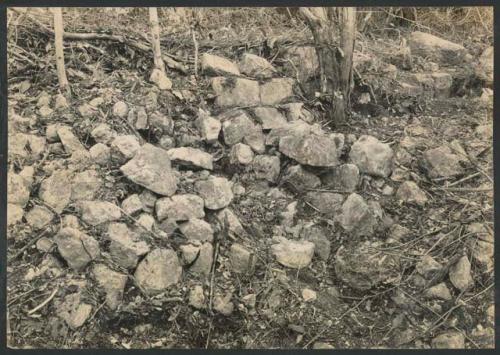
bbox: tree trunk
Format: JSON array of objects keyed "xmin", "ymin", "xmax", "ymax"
[
  {"xmin": 299, "ymin": 7, "xmax": 356, "ymax": 125},
  {"xmin": 149, "ymin": 7, "xmax": 165, "ymax": 72},
  {"xmin": 148, "ymin": 7, "xmax": 172, "ymax": 90},
  {"xmin": 52, "ymin": 7, "xmax": 69, "ymax": 94}
]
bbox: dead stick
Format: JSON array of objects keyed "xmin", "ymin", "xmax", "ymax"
[{"xmin": 27, "ymin": 286, "xmax": 58, "ymax": 315}]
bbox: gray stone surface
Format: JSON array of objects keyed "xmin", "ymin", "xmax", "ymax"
[
  {"xmin": 156, "ymin": 194, "xmax": 205, "ymax": 222},
  {"xmin": 271, "ymin": 237, "xmax": 315, "ymax": 269},
  {"xmin": 120, "ymin": 144, "xmax": 178, "ymax": 196},
  {"xmin": 195, "ymin": 176, "xmax": 233, "ymax": 210},
  {"xmin": 212, "ymin": 77, "xmax": 260, "ymax": 107},
  {"xmin": 54, "ymin": 227, "xmax": 100, "ymax": 271},
  {"xmin": 92, "ymin": 264, "xmax": 128, "ymax": 310},
  {"xmin": 279, "ymin": 134, "xmax": 339, "ymax": 167},
  {"xmin": 77, "ymin": 200, "xmax": 122, "ymax": 226},
  {"xmin": 335, "ymin": 241, "xmax": 400, "ymax": 290},
  {"xmin": 339, "ymin": 193, "xmax": 377, "ymax": 236},
  {"xmin": 134, "ymin": 248, "xmax": 182, "ymax": 295},
  {"xmin": 349, "ymin": 135, "xmax": 394, "ymax": 177},
  {"xmin": 179, "ymin": 218, "xmax": 214, "ymax": 243},
  {"xmin": 201, "ymin": 53, "xmax": 240, "ymax": 76},
  {"xmin": 167, "ymin": 147, "xmax": 213, "ymax": 170}
]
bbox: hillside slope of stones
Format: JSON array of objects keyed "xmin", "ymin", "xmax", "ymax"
[{"xmin": 7, "ymin": 30, "xmax": 493, "ymax": 349}]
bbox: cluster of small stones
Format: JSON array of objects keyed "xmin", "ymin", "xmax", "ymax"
[{"xmin": 7, "ymin": 32, "xmax": 493, "ymax": 348}]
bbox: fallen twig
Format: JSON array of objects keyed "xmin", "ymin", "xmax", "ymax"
[{"xmin": 27, "ymin": 286, "xmax": 58, "ymax": 315}]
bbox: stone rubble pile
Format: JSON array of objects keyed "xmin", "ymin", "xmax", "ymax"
[{"xmin": 7, "ymin": 32, "xmax": 490, "ymax": 347}]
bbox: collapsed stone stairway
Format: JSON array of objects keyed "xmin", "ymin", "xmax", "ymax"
[{"xmin": 7, "ymin": 29, "xmax": 493, "ymax": 348}]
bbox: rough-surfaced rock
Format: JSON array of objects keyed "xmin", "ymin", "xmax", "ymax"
[
  {"xmin": 167, "ymin": 147, "xmax": 213, "ymax": 170},
  {"xmin": 321, "ymin": 163, "xmax": 359, "ymax": 192},
  {"xmin": 415, "ymin": 255, "xmax": 442, "ymax": 278},
  {"xmin": 349, "ymin": 135, "xmax": 394, "ymax": 177},
  {"xmin": 91, "ymin": 123, "xmax": 116, "ymax": 145},
  {"xmin": 239, "ymin": 53, "xmax": 276, "ymax": 79},
  {"xmin": 189, "ymin": 285, "xmax": 205, "ymax": 309},
  {"xmin": 121, "ymin": 194, "xmax": 143, "ymax": 216},
  {"xmin": 112, "ymin": 101, "xmax": 129, "ymax": 118},
  {"xmin": 39, "ymin": 169, "xmax": 73, "ymax": 213},
  {"xmin": 431, "ymin": 72, "xmax": 454, "ymax": 98},
  {"xmin": 89, "ymin": 143, "xmax": 111, "ymax": 165},
  {"xmin": 9, "ymin": 133, "xmax": 47, "ymax": 162},
  {"xmin": 279, "ymin": 134, "xmax": 339, "ymax": 167},
  {"xmin": 339, "ymin": 193, "xmax": 377, "ymax": 236},
  {"xmin": 110, "ymin": 135, "xmax": 141, "ymax": 163},
  {"xmin": 201, "ymin": 53, "xmax": 240, "ymax": 76},
  {"xmin": 230, "ymin": 243, "xmax": 256, "ymax": 274},
  {"xmin": 424, "ymin": 145, "xmax": 463, "ymax": 178},
  {"xmin": 230, "ymin": 143, "xmax": 254, "ymax": 165},
  {"xmin": 189, "ymin": 242, "xmax": 214, "ymax": 276},
  {"xmin": 243, "ymin": 124, "xmax": 266, "ymax": 154},
  {"xmin": 280, "ymin": 102, "xmax": 310, "ymax": 122},
  {"xmin": 280, "ymin": 201, "xmax": 298, "ymax": 227},
  {"xmin": 25, "ymin": 205, "xmax": 54, "ymax": 230},
  {"xmin": 195, "ymin": 176, "xmax": 233, "ymax": 210},
  {"xmin": 71, "ymin": 170, "xmax": 102, "ymax": 201},
  {"xmin": 134, "ymin": 248, "xmax": 182, "ymax": 295},
  {"xmin": 271, "ymin": 238, "xmax": 315, "ymax": 269},
  {"xmin": 396, "ymin": 181, "xmax": 428, "ymax": 206},
  {"xmin": 260, "ymin": 78, "xmax": 295, "ymax": 105},
  {"xmin": 136, "ymin": 213, "xmax": 155, "ymax": 231},
  {"xmin": 149, "ymin": 112, "xmax": 174, "ymax": 135},
  {"xmin": 252, "ymin": 107, "xmax": 287, "ymax": 130},
  {"xmin": 7, "ymin": 173, "xmax": 31, "ymax": 208},
  {"xmin": 409, "ymin": 31, "xmax": 467, "ymax": 65},
  {"xmin": 475, "ymin": 46, "xmax": 493, "ymax": 87},
  {"xmin": 301, "ymin": 225, "xmax": 331, "ymax": 261},
  {"xmin": 215, "ymin": 208, "xmax": 246, "ymax": 238},
  {"xmin": 92, "ymin": 264, "xmax": 128, "ymax": 310},
  {"xmin": 213, "ymin": 292, "xmax": 234, "ymax": 316},
  {"xmin": 252, "ymin": 155, "xmax": 280, "ymax": 183},
  {"xmin": 107, "ymin": 223, "xmax": 150, "ymax": 269},
  {"xmin": 57, "ymin": 126, "xmax": 87, "ymax": 154},
  {"xmin": 134, "ymin": 106, "xmax": 149, "ymax": 130},
  {"xmin": 179, "ymin": 218, "xmax": 214, "ymax": 243},
  {"xmin": 283, "ymin": 46, "xmax": 319, "ymax": 82},
  {"xmin": 212, "ymin": 77, "xmax": 260, "ymax": 107},
  {"xmin": 449, "ymin": 255, "xmax": 474, "ymax": 291},
  {"xmin": 120, "ymin": 144, "xmax": 178, "ymax": 196},
  {"xmin": 335, "ymin": 241, "xmax": 400, "ymax": 290},
  {"xmin": 58, "ymin": 292, "xmax": 93, "ymax": 330},
  {"xmin": 266, "ymin": 120, "xmax": 321, "ymax": 146},
  {"xmin": 77, "ymin": 200, "xmax": 122, "ymax": 226},
  {"xmin": 54, "ymin": 227, "xmax": 100, "ymax": 271},
  {"xmin": 7, "ymin": 204, "xmax": 24, "ymax": 227},
  {"xmin": 195, "ymin": 109, "xmax": 221, "ymax": 143},
  {"xmin": 156, "ymin": 194, "xmax": 205, "ymax": 221},
  {"xmin": 221, "ymin": 110, "xmax": 255, "ymax": 146},
  {"xmin": 305, "ymin": 192, "xmax": 344, "ymax": 218},
  {"xmin": 431, "ymin": 331, "xmax": 465, "ymax": 349},
  {"xmin": 46, "ymin": 124, "xmax": 61, "ymax": 143},
  {"xmin": 283, "ymin": 165, "xmax": 321, "ymax": 191},
  {"xmin": 424, "ymin": 283, "xmax": 452, "ymax": 301}
]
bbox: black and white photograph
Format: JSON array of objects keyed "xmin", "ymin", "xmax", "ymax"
[{"xmin": 4, "ymin": 5, "xmax": 495, "ymax": 349}]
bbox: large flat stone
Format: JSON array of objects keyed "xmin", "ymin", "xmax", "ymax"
[
  {"xmin": 279, "ymin": 134, "xmax": 339, "ymax": 167},
  {"xmin": 120, "ymin": 143, "xmax": 178, "ymax": 196}
]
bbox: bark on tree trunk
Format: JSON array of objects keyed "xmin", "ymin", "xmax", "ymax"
[
  {"xmin": 299, "ymin": 7, "xmax": 356, "ymax": 125},
  {"xmin": 148, "ymin": 7, "xmax": 172, "ymax": 90},
  {"xmin": 52, "ymin": 7, "xmax": 69, "ymax": 94},
  {"xmin": 149, "ymin": 7, "xmax": 165, "ymax": 73}
]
